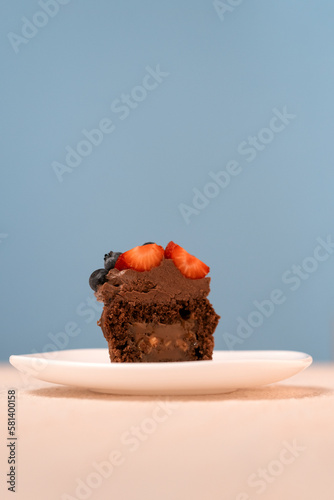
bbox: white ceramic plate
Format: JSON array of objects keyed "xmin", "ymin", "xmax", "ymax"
[{"xmin": 9, "ymin": 349, "xmax": 312, "ymax": 396}]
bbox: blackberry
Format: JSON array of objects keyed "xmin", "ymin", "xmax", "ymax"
[{"xmin": 104, "ymin": 251, "xmax": 122, "ymax": 271}]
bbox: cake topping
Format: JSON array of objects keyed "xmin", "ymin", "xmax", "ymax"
[
  {"xmin": 104, "ymin": 251, "xmax": 122, "ymax": 271},
  {"xmin": 115, "ymin": 243, "xmax": 164, "ymax": 272},
  {"xmin": 96, "ymin": 259, "xmax": 210, "ymax": 303},
  {"xmin": 89, "ymin": 268, "xmax": 108, "ymax": 292},
  {"xmin": 89, "ymin": 241, "xmax": 211, "ymax": 292},
  {"xmin": 164, "ymin": 241, "xmax": 210, "ymax": 279}
]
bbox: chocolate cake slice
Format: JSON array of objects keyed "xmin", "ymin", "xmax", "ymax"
[{"xmin": 89, "ymin": 242, "xmax": 220, "ymax": 363}]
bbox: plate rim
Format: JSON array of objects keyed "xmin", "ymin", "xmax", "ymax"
[
  {"xmin": 8, "ymin": 348, "xmax": 313, "ymax": 396},
  {"xmin": 9, "ymin": 348, "xmax": 313, "ymax": 370}
]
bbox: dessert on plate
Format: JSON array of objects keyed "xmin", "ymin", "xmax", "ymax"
[{"xmin": 89, "ymin": 241, "xmax": 220, "ymax": 363}]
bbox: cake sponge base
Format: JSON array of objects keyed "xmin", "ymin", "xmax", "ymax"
[{"xmin": 99, "ymin": 299, "xmax": 219, "ymax": 363}]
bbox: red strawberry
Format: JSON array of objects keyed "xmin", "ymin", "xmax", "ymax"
[
  {"xmin": 115, "ymin": 243, "xmax": 164, "ymax": 272},
  {"xmin": 164, "ymin": 241, "xmax": 210, "ymax": 279},
  {"xmin": 164, "ymin": 240, "xmax": 177, "ymax": 259}
]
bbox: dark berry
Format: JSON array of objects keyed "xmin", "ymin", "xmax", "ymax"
[
  {"xmin": 142, "ymin": 242, "xmax": 155, "ymax": 245},
  {"xmin": 104, "ymin": 251, "xmax": 122, "ymax": 271},
  {"xmin": 89, "ymin": 268, "xmax": 108, "ymax": 291}
]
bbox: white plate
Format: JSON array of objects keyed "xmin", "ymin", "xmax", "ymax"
[{"xmin": 9, "ymin": 349, "xmax": 312, "ymax": 396}]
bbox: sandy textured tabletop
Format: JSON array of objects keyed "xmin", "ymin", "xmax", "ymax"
[{"xmin": 1, "ymin": 362, "xmax": 334, "ymax": 500}]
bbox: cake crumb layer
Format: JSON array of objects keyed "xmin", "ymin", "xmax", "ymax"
[{"xmin": 99, "ymin": 298, "xmax": 219, "ymax": 363}]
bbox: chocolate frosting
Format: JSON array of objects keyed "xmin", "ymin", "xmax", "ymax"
[{"xmin": 95, "ymin": 259, "xmax": 210, "ymax": 304}]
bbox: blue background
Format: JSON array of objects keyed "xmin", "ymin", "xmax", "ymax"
[{"xmin": 1, "ymin": 0, "xmax": 334, "ymax": 361}]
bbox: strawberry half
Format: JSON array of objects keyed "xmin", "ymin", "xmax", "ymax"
[
  {"xmin": 164, "ymin": 241, "xmax": 210, "ymax": 279},
  {"xmin": 115, "ymin": 243, "xmax": 164, "ymax": 272}
]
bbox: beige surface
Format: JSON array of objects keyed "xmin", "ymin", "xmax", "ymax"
[{"xmin": 1, "ymin": 362, "xmax": 334, "ymax": 500}]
